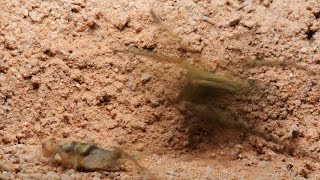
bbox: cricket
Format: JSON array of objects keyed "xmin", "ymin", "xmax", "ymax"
[{"xmin": 41, "ymin": 140, "xmax": 157, "ymax": 179}]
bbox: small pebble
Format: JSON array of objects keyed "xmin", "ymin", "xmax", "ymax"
[{"xmin": 140, "ymin": 73, "xmax": 152, "ymax": 84}]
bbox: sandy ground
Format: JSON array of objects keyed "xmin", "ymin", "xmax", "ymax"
[{"xmin": 1, "ymin": 0, "xmax": 320, "ymax": 179}]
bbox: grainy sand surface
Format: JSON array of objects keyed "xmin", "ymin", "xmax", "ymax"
[{"xmin": 1, "ymin": 0, "xmax": 320, "ymax": 179}]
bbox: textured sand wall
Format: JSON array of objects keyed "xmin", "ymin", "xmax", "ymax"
[{"xmin": 1, "ymin": 0, "xmax": 320, "ymax": 179}]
